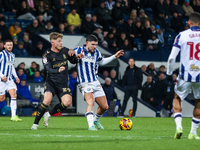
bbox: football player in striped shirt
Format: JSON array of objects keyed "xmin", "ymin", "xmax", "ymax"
[
  {"xmin": 75, "ymin": 35, "xmax": 124, "ymax": 130},
  {"xmin": 167, "ymin": 12, "xmax": 200, "ymax": 139},
  {"xmin": 0, "ymin": 39, "xmax": 21, "ymax": 121}
]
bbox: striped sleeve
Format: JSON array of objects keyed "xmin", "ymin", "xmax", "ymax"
[
  {"xmin": 173, "ymin": 34, "xmax": 181, "ymax": 49},
  {"xmin": 0, "ymin": 52, "xmax": 4, "ymax": 78},
  {"xmin": 96, "ymin": 49, "xmax": 103, "ymax": 61}
]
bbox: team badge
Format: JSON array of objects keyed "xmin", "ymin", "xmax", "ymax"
[
  {"xmin": 43, "ymin": 57, "xmax": 47, "ymax": 64},
  {"xmin": 87, "ymin": 88, "xmax": 91, "ymax": 91}
]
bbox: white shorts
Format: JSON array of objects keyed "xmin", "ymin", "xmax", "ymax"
[
  {"xmin": 175, "ymin": 77, "xmax": 200, "ymax": 100},
  {"xmin": 0, "ymin": 80, "xmax": 17, "ymax": 95},
  {"xmin": 78, "ymin": 81, "xmax": 105, "ymax": 98}
]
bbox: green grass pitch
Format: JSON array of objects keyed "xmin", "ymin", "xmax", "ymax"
[{"xmin": 0, "ymin": 117, "xmax": 199, "ymax": 150}]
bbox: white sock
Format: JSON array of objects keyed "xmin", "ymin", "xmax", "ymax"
[
  {"xmin": 94, "ymin": 113, "xmax": 102, "ymax": 122},
  {"xmin": 174, "ymin": 112, "xmax": 182, "ymax": 130},
  {"xmin": 190, "ymin": 117, "xmax": 200, "ymax": 135},
  {"xmin": 86, "ymin": 111, "xmax": 94, "ymax": 128},
  {"xmin": 10, "ymin": 98, "xmax": 17, "ymax": 117}
]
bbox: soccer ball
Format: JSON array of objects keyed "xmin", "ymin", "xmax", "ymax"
[{"xmin": 119, "ymin": 118, "xmax": 133, "ymax": 130}]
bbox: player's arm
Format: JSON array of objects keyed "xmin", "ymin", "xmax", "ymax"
[
  {"xmin": 167, "ymin": 47, "xmax": 180, "ymax": 75},
  {"xmin": 0, "ymin": 53, "xmax": 6, "ymax": 81},
  {"xmin": 68, "ymin": 49, "xmax": 83, "ymax": 64},
  {"xmin": 98, "ymin": 50, "xmax": 124, "ymax": 66},
  {"xmin": 43, "ymin": 55, "xmax": 60, "ymax": 73},
  {"xmin": 12, "ymin": 65, "xmax": 20, "ymax": 83}
]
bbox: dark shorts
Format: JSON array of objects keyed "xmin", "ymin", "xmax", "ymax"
[{"xmin": 44, "ymin": 81, "xmax": 72, "ymax": 99}]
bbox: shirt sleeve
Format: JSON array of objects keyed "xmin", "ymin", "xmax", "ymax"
[
  {"xmin": 98, "ymin": 55, "xmax": 116, "ymax": 66},
  {"xmin": 167, "ymin": 46, "xmax": 180, "ymax": 75},
  {"xmin": 173, "ymin": 34, "xmax": 181, "ymax": 49},
  {"xmin": 43, "ymin": 55, "xmax": 59, "ymax": 74},
  {"xmin": 0, "ymin": 53, "xmax": 3, "ymax": 78}
]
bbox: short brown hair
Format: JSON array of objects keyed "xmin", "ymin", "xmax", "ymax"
[
  {"xmin": 4, "ymin": 39, "xmax": 13, "ymax": 45},
  {"xmin": 49, "ymin": 32, "xmax": 63, "ymax": 41}
]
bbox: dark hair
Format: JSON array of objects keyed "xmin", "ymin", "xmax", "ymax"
[
  {"xmin": 21, "ymin": 79, "xmax": 26, "ymax": 82},
  {"xmin": 189, "ymin": 12, "xmax": 200, "ymax": 24},
  {"xmin": 86, "ymin": 35, "xmax": 98, "ymax": 42},
  {"xmin": 4, "ymin": 39, "xmax": 13, "ymax": 45}
]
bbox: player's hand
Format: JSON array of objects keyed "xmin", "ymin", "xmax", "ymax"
[
  {"xmin": 1, "ymin": 76, "xmax": 7, "ymax": 82},
  {"xmin": 59, "ymin": 66, "xmax": 65, "ymax": 73},
  {"xmin": 115, "ymin": 50, "xmax": 124, "ymax": 58},
  {"xmin": 76, "ymin": 53, "xmax": 84, "ymax": 59},
  {"xmin": 15, "ymin": 77, "xmax": 20, "ymax": 84},
  {"xmin": 68, "ymin": 49, "xmax": 75, "ymax": 56}
]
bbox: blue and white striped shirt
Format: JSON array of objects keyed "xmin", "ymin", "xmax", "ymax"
[
  {"xmin": 0, "ymin": 49, "xmax": 17, "ymax": 81},
  {"xmin": 74, "ymin": 45, "xmax": 103, "ymax": 83}
]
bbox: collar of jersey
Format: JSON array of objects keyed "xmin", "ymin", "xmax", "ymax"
[
  {"xmin": 83, "ymin": 44, "xmax": 89, "ymax": 53},
  {"xmin": 4, "ymin": 49, "xmax": 10, "ymax": 55},
  {"xmin": 190, "ymin": 26, "xmax": 200, "ymax": 31}
]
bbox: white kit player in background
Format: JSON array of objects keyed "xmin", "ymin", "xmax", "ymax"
[
  {"xmin": 0, "ymin": 40, "xmax": 21, "ymax": 121},
  {"xmin": 167, "ymin": 12, "xmax": 200, "ymax": 140},
  {"xmin": 74, "ymin": 35, "xmax": 124, "ymax": 130}
]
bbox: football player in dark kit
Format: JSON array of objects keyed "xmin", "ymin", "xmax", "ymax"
[{"xmin": 31, "ymin": 32, "xmax": 83, "ymax": 130}]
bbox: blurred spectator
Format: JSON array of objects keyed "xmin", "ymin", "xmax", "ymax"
[
  {"xmin": 165, "ymin": 0, "xmax": 173, "ymax": 16},
  {"xmin": 0, "ymin": 40, "xmax": 3, "ymax": 51},
  {"xmin": 157, "ymin": 65, "xmax": 166, "ymax": 76},
  {"xmin": 102, "ymin": 77, "xmax": 118, "ymax": 101},
  {"xmin": 102, "ymin": 40, "xmax": 108, "ymax": 48},
  {"xmin": 129, "ymin": 9, "xmax": 137, "ymax": 21},
  {"xmin": 92, "ymin": 15, "xmax": 103, "ymax": 29},
  {"xmin": 105, "ymin": 32, "xmax": 117, "ymax": 52},
  {"xmin": 8, "ymin": 22, "xmax": 22, "ymax": 37},
  {"xmin": 26, "ymin": 61, "xmax": 37, "ymax": 80},
  {"xmin": 67, "ymin": 25, "xmax": 76, "ymax": 34},
  {"xmin": 146, "ymin": 63, "xmax": 157, "ymax": 78},
  {"xmin": 151, "ymin": 73, "xmax": 167, "ymax": 109},
  {"xmin": 0, "ymin": 20, "xmax": 12, "ymax": 41},
  {"xmin": 12, "ymin": 34, "xmax": 18, "ymax": 48},
  {"xmin": 51, "ymin": 7, "xmax": 67, "ymax": 27},
  {"xmin": 119, "ymin": 58, "xmax": 143, "ymax": 117},
  {"xmin": 12, "ymin": 41, "xmax": 29, "ymax": 57},
  {"xmin": 33, "ymin": 42, "xmax": 45, "ymax": 56},
  {"xmin": 141, "ymin": 76, "xmax": 154, "ymax": 104},
  {"xmin": 17, "ymin": 79, "xmax": 33, "ymax": 101},
  {"xmin": 146, "ymin": 34, "xmax": 160, "ymax": 51},
  {"xmin": 130, "ymin": 0, "xmax": 144, "ymax": 14},
  {"xmin": 139, "ymin": 9, "xmax": 155, "ymax": 28},
  {"xmin": 95, "ymin": 2, "xmax": 113, "ymax": 32},
  {"xmin": 33, "ymin": 70, "xmax": 43, "ymax": 82},
  {"xmin": 27, "ymin": 0, "xmax": 35, "ymax": 10},
  {"xmin": 121, "ymin": 39, "xmax": 133, "ymax": 50},
  {"xmin": 36, "ymin": 0, "xmax": 51, "ymax": 21},
  {"xmin": 155, "ymin": 25, "xmax": 164, "ymax": 45},
  {"xmin": 117, "ymin": 32, "xmax": 126, "ymax": 49},
  {"xmin": 154, "ymin": 13, "xmax": 166, "ymax": 29},
  {"xmin": 17, "ymin": 1, "xmax": 36, "ymax": 20},
  {"xmin": 170, "ymin": 12, "xmax": 185, "ymax": 33},
  {"xmin": 25, "ymin": 19, "xmax": 45, "ymax": 40},
  {"xmin": 112, "ymin": 1, "xmax": 123, "ymax": 24},
  {"xmin": 44, "ymin": 21, "xmax": 55, "ymax": 33},
  {"xmin": 191, "ymin": 0, "xmax": 200, "ymax": 13},
  {"xmin": 134, "ymin": 20, "xmax": 142, "ymax": 38},
  {"xmin": 123, "ymin": 18, "xmax": 135, "ymax": 44},
  {"xmin": 57, "ymin": 0, "xmax": 70, "ymax": 13},
  {"xmin": 37, "ymin": 14, "xmax": 46, "ymax": 28},
  {"xmin": 3, "ymin": 0, "xmax": 19, "ymax": 13},
  {"xmin": 67, "ymin": 0, "xmax": 77, "ymax": 10},
  {"xmin": 171, "ymin": 0, "xmax": 185, "ymax": 17},
  {"xmin": 150, "ymin": 25, "xmax": 156, "ymax": 34},
  {"xmin": 81, "ymin": 14, "xmax": 96, "ymax": 35},
  {"xmin": 142, "ymin": 20, "xmax": 152, "ymax": 43},
  {"xmin": 105, "ymin": 0, "xmax": 115, "ymax": 11},
  {"xmin": 141, "ymin": 65, "xmax": 147, "ymax": 72},
  {"xmin": 110, "ymin": 69, "xmax": 119, "ymax": 84},
  {"xmin": 23, "ymin": 35, "xmax": 33, "ymax": 56},
  {"xmin": 93, "ymin": 27, "xmax": 104, "ymax": 44},
  {"xmin": 67, "ymin": 8, "xmax": 81, "ymax": 27},
  {"xmin": 156, "ymin": 0, "xmax": 169, "ymax": 19},
  {"xmin": 103, "ymin": 70, "xmax": 109, "ymax": 78},
  {"xmin": 17, "ymin": 68, "xmax": 27, "ymax": 81},
  {"xmin": 69, "ymin": 70, "xmax": 78, "ymax": 97},
  {"xmin": 16, "ymin": 62, "xmax": 26, "ymax": 72},
  {"xmin": 182, "ymin": 0, "xmax": 194, "ymax": 16},
  {"xmin": 56, "ymin": 23, "xmax": 68, "ymax": 34}
]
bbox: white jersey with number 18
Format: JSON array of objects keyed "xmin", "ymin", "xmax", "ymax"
[{"xmin": 173, "ymin": 26, "xmax": 200, "ymax": 82}]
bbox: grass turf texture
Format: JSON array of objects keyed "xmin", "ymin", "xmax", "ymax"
[{"xmin": 0, "ymin": 117, "xmax": 199, "ymax": 150}]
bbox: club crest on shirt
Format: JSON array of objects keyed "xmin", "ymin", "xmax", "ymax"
[
  {"xmin": 63, "ymin": 54, "xmax": 66, "ymax": 59},
  {"xmin": 43, "ymin": 57, "xmax": 47, "ymax": 64},
  {"xmin": 87, "ymin": 88, "xmax": 91, "ymax": 91}
]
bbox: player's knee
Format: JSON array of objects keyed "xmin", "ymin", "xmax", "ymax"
[
  {"xmin": 62, "ymin": 100, "xmax": 72, "ymax": 107},
  {"xmin": 0, "ymin": 96, "xmax": 5, "ymax": 102},
  {"xmin": 101, "ymin": 104, "xmax": 109, "ymax": 111}
]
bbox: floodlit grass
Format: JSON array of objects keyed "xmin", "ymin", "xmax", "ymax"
[{"xmin": 0, "ymin": 117, "xmax": 199, "ymax": 150}]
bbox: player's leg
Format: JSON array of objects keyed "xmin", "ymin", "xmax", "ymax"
[
  {"xmin": 94, "ymin": 96, "xmax": 108, "ymax": 130},
  {"xmin": 31, "ymin": 92, "xmax": 53, "ymax": 130},
  {"xmin": 188, "ymin": 99, "xmax": 200, "ymax": 139},
  {"xmin": 85, "ymin": 92, "xmax": 97, "ymax": 130},
  {"xmin": 8, "ymin": 89, "xmax": 22, "ymax": 121},
  {"xmin": 173, "ymin": 93, "xmax": 183, "ymax": 139}
]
